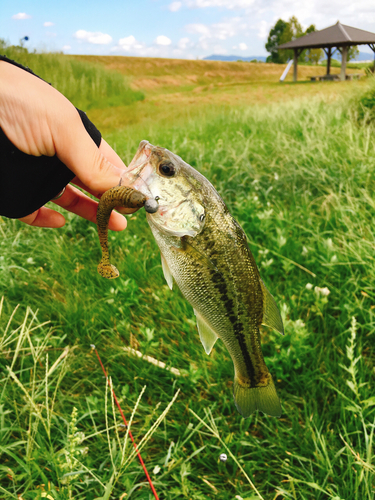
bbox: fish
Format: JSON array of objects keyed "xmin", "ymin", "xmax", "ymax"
[{"xmin": 96, "ymin": 140, "xmax": 284, "ymax": 418}]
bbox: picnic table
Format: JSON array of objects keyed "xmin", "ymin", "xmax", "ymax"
[{"xmin": 310, "ymin": 74, "xmax": 361, "ymax": 82}]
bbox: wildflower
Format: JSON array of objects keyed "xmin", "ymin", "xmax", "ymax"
[
  {"xmin": 153, "ymin": 465, "xmax": 161, "ymax": 475},
  {"xmin": 314, "ymin": 286, "xmax": 330, "ymax": 296},
  {"xmin": 306, "ymin": 283, "xmax": 313, "ymax": 290}
]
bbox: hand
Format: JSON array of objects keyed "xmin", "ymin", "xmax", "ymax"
[{"xmin": 0, "ymin": 61, "xmax": 128, "ymax": 230}]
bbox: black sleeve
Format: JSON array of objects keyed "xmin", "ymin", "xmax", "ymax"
[{"xmin": 0, "ymin": 55, "xmax": 102, "ymax": 219}]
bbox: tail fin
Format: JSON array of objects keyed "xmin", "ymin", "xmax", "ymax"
[{"xmin": 233, "ymin": 377, "xmax": 281, "ymax": 418}]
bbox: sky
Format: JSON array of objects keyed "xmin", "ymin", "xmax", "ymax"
[{"xmin": 1, "ymin": 0, "xmax": 374, "ymax": 59}]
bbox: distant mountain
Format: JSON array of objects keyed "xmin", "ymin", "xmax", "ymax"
[
  {"xmin": 203, "ymin": 55, "xmax": 267, "ymax": 62},
  {"xmin": 352, "ymin": 51, "xmax": 374, "ymax": 62},
  {"xmin": 204, "ymin": 51, "xmax": 373, "ymax": 63}
]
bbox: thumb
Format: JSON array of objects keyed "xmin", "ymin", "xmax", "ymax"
[{"xmin": 53, "ymin": 106, "xmax": 125, "ymax": 194}]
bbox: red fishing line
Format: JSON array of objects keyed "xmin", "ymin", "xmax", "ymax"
[{"xmin": 93, "ymin": 347, "xmax": 159, "ymax": 500}]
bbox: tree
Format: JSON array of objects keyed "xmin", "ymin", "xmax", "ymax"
[
  {"xmin": 265, "ymin": 19, "xmax": 289, "ymax": 63},
  {"xmin": 265, "ymin": 17, "xmax": 306, "ymax": 64},
  {"xmin": 348, "ymin": 45, "xmax": 359, "ymax": 62},
  {"xmin": 304, "ymin": 25, "xmax": 324, "ymax": 65},
  {"xmin": 287, "ymin": 16, "xmax": 304, "ymax": 40}
]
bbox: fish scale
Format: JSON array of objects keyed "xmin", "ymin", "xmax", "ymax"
[
  {"xmin": 96, "ymin": 140, "xmax": 284, "ymax": 418},
  {"xmin": 150, "ymin": 208, "xmax": 266, "ymax": 389}
]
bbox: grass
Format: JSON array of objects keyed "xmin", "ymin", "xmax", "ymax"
[
  {"xmin": 72, "ymin": 54, "xmax": 365, "ymax": 93},
  {"xmin": 0, "ymin": 51, "xmax": 375, "ymax": 499},
  {"xmin": 0, "ymin": 41, "xmax": 144, "ymax": 110},
  {"xmin": 357, "ymin": 81, "xmax": 375, "ymax": 122}
]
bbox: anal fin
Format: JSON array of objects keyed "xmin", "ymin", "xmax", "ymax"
[
  {"xmin": 260, "ymin": 280, "xmax": 284, "ymax": 335},
  {"xmin": 194, "ymin": 309, "xmax": 218, "ymax": 355}
]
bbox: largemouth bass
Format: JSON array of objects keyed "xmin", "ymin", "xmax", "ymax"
[{"xmin": 96, "ymin": 141, "xmax": 284, "ymax": 418}]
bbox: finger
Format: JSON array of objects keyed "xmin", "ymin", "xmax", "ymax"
[
  {"xmin": 19, "ymin": 208, "xmax": 66, "ymax": 228},
  {"xmin": 99, "ymin": 139, "xmax": 127, "ymax": 170},
  {"xmin": 70, "ymin": 176, "xmax": 101, "ymax": 199},
  {"xmin": 53, "ymin": 184, "xmax": 127, "ymax": 231},
  {"xmin": 53, "ymin": 108, "xmax": 126, "ymax": 194},
  {"xmin": 70, "ymin": 176, "xmax": 139, "ymax": 216},
  {"xmin": 69, "ymin": 140, "xmax": 127, "ymax": 196}
]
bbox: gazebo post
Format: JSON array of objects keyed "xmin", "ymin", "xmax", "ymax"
[
  {"xmin": 340, "ymin": 46, "xmax": 348, "ymax": 81},
  {"xmin": 369, "ymin": 43, "xmax": 375, "ymax": 70},
  {"xmin": 293, "ymin": 48, "xmax": 298, "ymax": 82},
  {"xmin": 326, "ymin": 47, "xmax": 332, "ymax": 75}
]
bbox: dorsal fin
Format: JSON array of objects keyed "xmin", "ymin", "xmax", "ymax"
[
  {"xmin": 161, "ymin": 254, "xmax": 173, "ymax": 290},
  {"xmin": 194, "ymin": 309, "xmax": 218, "ymax": 354},
  {"xmin": 260, "ymin": 280, "xmax": 284, "ymax": 335}
]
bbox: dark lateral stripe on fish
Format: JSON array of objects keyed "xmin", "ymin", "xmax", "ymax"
[{"xmin": 209, "ymin": 269, "xmax": 257, "ymax": 388}]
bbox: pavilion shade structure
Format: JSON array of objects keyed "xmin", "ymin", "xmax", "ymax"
[{"xmin": 277, "ymin": 22, "xmax": 375, "ymax": 82}]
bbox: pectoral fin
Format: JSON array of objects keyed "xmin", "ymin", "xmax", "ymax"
[
  {"xmin": 260, "ymin": 280, "xmax": 284, "ymax": 335},
  {"xmin": 194, "ymin": 309, "xmax": 218, "ymax": 355},
  {"xmin": 161, "ymin": 254, "xmax": 173, "ymax": 290}
]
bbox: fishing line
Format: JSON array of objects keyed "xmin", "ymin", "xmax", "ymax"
[{"xmin": 91, "ymin": 345, "xmax": 159, "ymax": 500}]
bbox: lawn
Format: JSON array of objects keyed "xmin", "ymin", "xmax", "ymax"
[{"xmin": 0, "ymin": 49, "xmax": 374, "ymax": 500}]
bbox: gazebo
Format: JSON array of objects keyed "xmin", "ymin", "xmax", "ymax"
[{"xmin": 277, "ymin": 22, "xmax": 375, "ymax": 82}]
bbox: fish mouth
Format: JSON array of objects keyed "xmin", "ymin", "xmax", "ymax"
[
  {"xmin": 121, "ymin": 141, "xmax": 180, "ymax": 209},
  {"xmin": 121, "ymin": 161, "xmax": 154, "ymax": 198},
  {"xmin": 120, "ymin": 142, "xmax": 155, "ymax": 199}
]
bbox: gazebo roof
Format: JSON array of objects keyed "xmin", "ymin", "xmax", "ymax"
[{"xmin": 278, "ymin": 22, "xmax": 375, "ymax": 50}]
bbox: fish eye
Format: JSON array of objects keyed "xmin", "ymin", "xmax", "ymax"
[
  {"xmin": 200, "ymin": 214, "xmax": 205, "ymax": 222},
  {"xmin": 159, "ymin": 163, "xmax": 176, "ymax": 177}
]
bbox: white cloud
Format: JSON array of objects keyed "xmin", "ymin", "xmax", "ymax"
[
  {"xmin": 178, "ymin": 37, "xmax": 190, "ymax": 49},
  {"xmin": 169, "ymin": 1, "xmax": 182, "ymax": 11},
  {"xmin": 239, "ymin": 42, "xmax": 247, "ymax": 50},
  {"xmin": 12, "ymin": 13, "xmax": 31, "ymax": 20},
  {"xmin": 74, "ymin": 30, "xmax": 112, "ymax": 45},
  {"xmin": 187, "ymin": 17, "xmax": 248, "ymax": 41},
  {"xmin": 62, "ymin": 45, "xmax": 71, "ymax": 51},
  {"xmin": 257, "ymin": 20, "xmax": 269, "ymax": 39},
  {"xmin": 113, "ymin": 35, "xmax": 189, "ymax": 58},
  {"xmin": 186, "ymin": 23, "xmax": 210, "ymax": 36},
  {"xmin": 177, "ymin": 0, "xmax": 374, "ymax": 18},
  {"xmin": 43, "ymin": 21, "xmax": 55, "ymax": 27},
  {"xmin": 192, "ymin": 0, "xmax": 254, "ymax": 7},
  {"xmin": 177, "ymin": 0, "xmax": 375, "ymax": 35},
  {"xmin": 155, "ymin": 35, "xmax": 172, "ymax": 46},
  {"xmin": 118, "ymin": 35, "xmax": 138, "ymax": 51}
]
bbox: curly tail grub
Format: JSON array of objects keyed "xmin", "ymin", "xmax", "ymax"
[{"xmin": 97, "ymin": 186, "xmax": 146, "ymax": 279}]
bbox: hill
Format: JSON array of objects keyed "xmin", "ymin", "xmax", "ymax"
[
  {"xmin": 204, "ymin": 51, "xmax": 373, "ymax": 63},
  {"xmin": 72, "ymin": 54, "xmax": 365, "ymax": 93},
  {"xmin": 203, "ymin": 54, "xmax": 267, "ymax": 62},
  {"xmin": 68, "ymin": 54, "xmax": 369, "ymax": 136}
]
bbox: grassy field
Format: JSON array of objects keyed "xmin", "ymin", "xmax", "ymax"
[
  {"xmin": 0, "ymin": 51, "xmax": 375, "ymax": 500},
  {"xmin": 0, "ymin": 42, "xmax": 144, "ymax": 110}
]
